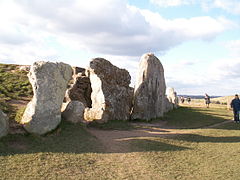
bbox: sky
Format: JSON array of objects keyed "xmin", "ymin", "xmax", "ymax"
[{"xmin": 0, "ymin": 0, "xmax": 240, "ymax": 96}]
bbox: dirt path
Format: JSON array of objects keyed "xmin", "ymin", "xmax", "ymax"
[{"xmin": 87, "ymin": 120, "xmax": 233, "ymax": 153}]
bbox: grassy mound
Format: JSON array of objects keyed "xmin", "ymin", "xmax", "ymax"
[{"xmin": 0, "ymin": 63, "xmax": 32, "ymax": 119}]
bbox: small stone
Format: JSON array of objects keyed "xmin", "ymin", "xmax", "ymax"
[{"xmin": 62, "ymin": 101, "xmax": 85, "ymax": 123}]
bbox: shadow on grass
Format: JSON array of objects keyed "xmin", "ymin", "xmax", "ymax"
[
  {"xmin": 128, "ymin": 139, "xmax": 190, "ymax": 152},
  {"xmin": 0, "ymin": 106, "xmax": 237, "ymax": 156},
  {"xmin": 0, "ymin": 121, "xmax": 189, "ymax": 156},
  {"xmin": 0, "ymin": 121, "xmax": 104, "ymax": 156},
  {"xmin": 171, "ymin": 134, "xmax": 240, "ymax": 143}
]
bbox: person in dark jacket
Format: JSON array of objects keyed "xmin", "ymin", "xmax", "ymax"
[
  {"xmin": 204, "ymin": 93, "xmax": 211, "ymax": 108},
  {"xmin": 230, "ymin": 94, "xmax": 240, "ymax": 123}
]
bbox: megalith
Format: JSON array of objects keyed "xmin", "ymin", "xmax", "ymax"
[
  {"xmin": 0, "ymin": 110, "xmax": 9, "ymax": 138},
  {"xmin": 65, "ymin": 67, "xmax": 92, "ymax": 108},
  {"xmin": 84, "ymin": 58, "xmax": 133, "ymax": 122},
  {"xmin": 166, "ymin": 87, "xmax": 178, "ymax": 109},
  {"xmin": 131, "ymin": 53, "xmax": 166, "ymax": 120},
  {"xmin": 21, "ymin": 61, "xmax": 72, "ymax": 135}
]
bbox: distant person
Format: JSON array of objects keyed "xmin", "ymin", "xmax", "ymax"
[
  {"xmin": 187, "ymin": 96, "xmax": 191, "ymax": 104},
  {"xmin": 180, "ymin": 96, "xmax": 185, "ymax": 104},
  {"xmin": 204, "ymin": 93, "xmax": 211, "ymax": 108},
  {"xmin": 230, "ymin": 94, "xmax": 240, "ymax": 123}
]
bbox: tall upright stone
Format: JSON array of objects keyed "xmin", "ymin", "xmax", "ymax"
[
  {"xmin": 166, "ymin": 87, "xmax": 178, "ymax": 109},
  {"xmin": 0, "ymin": 110, "xmax": 9, "ymax": 138},
  {"xmin": 84, "ymin": 58, "xmax": 133, "ymax": 122},
  {"xmin": 131, "ymin": 53, "xmax": 166, "ymax": 120},
  {"xmin": 21, "ymin": 61, "xmax": 72, "ymax": 135}
]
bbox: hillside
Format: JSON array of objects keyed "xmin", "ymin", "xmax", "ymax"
[
  {"xmin": 0, "ymin": 63, "xmax": 32, "ymax": 132},
  {"xmin": 211, "ymin": 95, "xmax": 236, "ymax": 104}
]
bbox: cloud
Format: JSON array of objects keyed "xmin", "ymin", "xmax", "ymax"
[
  {"xmin": 151, "ymin": 0, "xmax": 240, "ymax": 15},
  {"xmin": 150, "ymin": 0, "xmax": 195, "ymax": 7},
  {"xmin": 2, "ymin": 0, "xmax": 233, "ymax": 58},
  {"xmin": 212, "ymin": 0, "xmax": 240, "ymax": 15}
]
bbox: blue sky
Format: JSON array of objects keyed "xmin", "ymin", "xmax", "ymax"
[{"xmin": 0, "ymin": 0, "xmax": 239, "ymax": 95}]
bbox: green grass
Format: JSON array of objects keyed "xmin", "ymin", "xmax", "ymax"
[
  {"xmin": 160, "ymin": 106, "xmax": 232, "ymax": 128},
  {"xmin": 1, "ymin": 105, "xmax": 239, "ymax": 179}
]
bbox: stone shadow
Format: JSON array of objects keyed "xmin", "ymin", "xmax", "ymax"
[
  {"xmin": 0, "ymin": 121, "xmax": 190, "ymax": 156},
  {"xmin": 169, "ymin": 134, "xmax": 240, "ymax": 143}
]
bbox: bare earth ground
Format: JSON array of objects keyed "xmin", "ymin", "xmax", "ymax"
[
  {"xmin": 87, "ymin": 119, "xmax": 232, "ymax": 153},
  {"xmin": 8, "ymin": 98, "xmax": 30, "ymax": 134}
]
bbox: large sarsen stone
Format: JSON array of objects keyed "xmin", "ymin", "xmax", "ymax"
[
  {"xmin": 84, "ymin": 58, "xmax": 133, "ymax": 122},
  {"xmin": 21, "ymin": 61, "xmax": 72, "ymax": 135},
  {"xmin": 131, "ymin": 53, "xmax": 166, "ymax": 120}
]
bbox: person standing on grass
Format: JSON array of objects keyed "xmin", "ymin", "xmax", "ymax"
[
  {"xmin": 204, "ymin": 93, "xmax": 211, "ymax": 108},
  {"xmin": 230, "ymin": 94, "xmax": 240, "ymax": 123},
  {"xmin": 187, "ymin": 96, "xmax": 191, "ymax": 104},
  {"xmin": 180, "ymin": 96, "xmax": 185, "ymax": 104}
]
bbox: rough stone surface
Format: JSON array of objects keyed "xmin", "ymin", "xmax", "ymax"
[
  {"xmin": 0, "ymin": 110, "xmax": 9, "ymax": 138},
  {"xmin": 62, "ymin": 101, "xmax": 85, "ymax": 123},
  {"xmin": 84, "ymin": 58, "xmax": 133, "ymax": 122},
  {"xmin": 21, "ymin": 61, "xmax": 72, "ymax": 135},
  {"xmin": 131, "ymin": 53, "xmax": 166, "ymax": 120},
  {"xmin": 65, "ymin": 67, "xmax": 92, "ymax": 107},
  {"xmin": 166, "ymin": 87, "xmax": 178, "ymax": 110}
]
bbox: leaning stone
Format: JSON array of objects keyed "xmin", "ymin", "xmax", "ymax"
[
  {"xmin": 84, "ymin": 58, "xmax": 133, "ymax": 122},
  {"xmin": 0, "ymin": 110, "xmax": 9, "ymax": 138},
  {"xmin": 21, "ymin": 61, "xmax": 72, "ymax": 135},
  {"xmin": 131, "ymin": 53, "xmax": 166, "ymax": 120},
  {"xmin": 62, "ymin": 101, "xmax": 85, "ymax": 123}
]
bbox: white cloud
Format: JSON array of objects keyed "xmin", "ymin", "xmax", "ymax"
[
  {"xmin": 150, "ymin": 0, "xmax": 194, "ymax": 7},
  {"xmin": 213, "ymin": 0, "xmax": 240, "ymax": 15},
  {"xmin": 151, "ymin": 0, "xmax": 240, "ymax": 15},
  {"xmin": 0, "ymin": 0, "xmax": 233, "ymax": 59}
]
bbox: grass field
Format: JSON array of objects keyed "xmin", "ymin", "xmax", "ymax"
[{"xmin": 1, "ymin": 105, "xmax": 239, "ymax": 180}]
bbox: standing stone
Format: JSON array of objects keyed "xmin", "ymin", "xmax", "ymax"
[
  {"xmin": 166, "ymin": 87, "xmax": 178, "ymax": 109},
  {"xmin": 227, "ymin": 96, "xmax": 232, "ymax": 110},
  {"xmin": 62, "ymin": 101, "xmax": 85, "ymax": 123},
  {"xmin": 21, "ymin": 61, "xmax": 72, "ymax": 135},
  {"xmin": 131, "ymin": 53, "xmax": 166, "ymax": 120},
  {"xmin": 0, "ymin": 110, "xmax": 9, "ymax": 138},
  {"xmin": 84, "ymin": 58, "xmax": 133, "ymax": 122},
  {"xmin": 65, "ymin": 67, "xmax": 92, "ymax": 108}
]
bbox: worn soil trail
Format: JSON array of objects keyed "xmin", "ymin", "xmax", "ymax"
[{"xmin": 87, "ymin": 120, "xmax": 233, "ymax": 153}]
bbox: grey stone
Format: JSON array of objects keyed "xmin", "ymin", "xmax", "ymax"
[
  {"xmin": 62, "ymin": 101, "xmax": 85, "ymax": 123},
  {"xmin": 21, "ymin": 61, "xmax": 72, "ymax": 135},
  {"xmin": 166, "ymin": 87, "xmax": 178, "ymax": 111},
  {"xmin": 65, "ymin": 67, "xmax": 92, "ymax": 108},
  {"xmin": 0, "ymin": 110, "xmax": 8, "ymax": 138},
  {"xmin": 84, "ymin": 58, "xmax": 133, "ymax": 122},
  {"xmin": 131, "ymin": 53, "xmax": 166, "ymax": 120}
]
